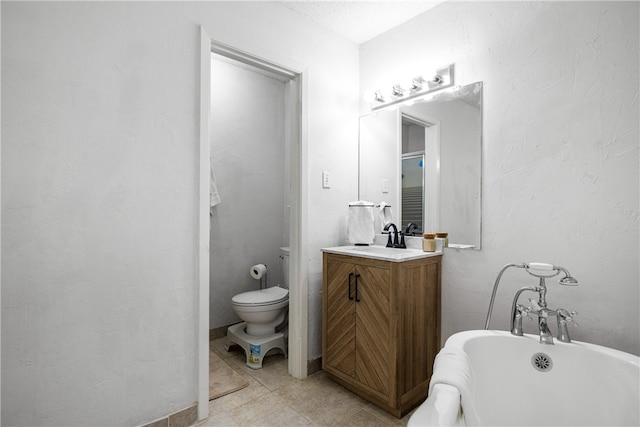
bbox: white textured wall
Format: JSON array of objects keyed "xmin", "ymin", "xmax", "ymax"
[
  {"xmin": 2, "ymin": 3, "xmax": 199, "ymax": 426},
  {"xmin": 403, "ymin": 123, "xmax": 425, "ymax": 154},
  {"xmin": 1, "ymin": 2, "xmax": 358, "ymax": 425},
  {"xmin": 359, "ymin": 110, "xmax": 399, "ymax": 217},
  {"xmin": 361, "ymin": 1, "xmax": 639, "ymax": 355}
]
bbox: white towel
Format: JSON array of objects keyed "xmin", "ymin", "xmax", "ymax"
[
  {"xmin": 429, "ymin": 348, "xmax": 481, "ymax": 426},
  {"xmin": 375, "ymin": 202, "xmax": 393, "ymax": 232},
  {"xmin": 348, "ymin": 201, "xmax": 375, "ymax": 245},
  {"xmin": 209, "ymin": 163, "xmax": 221, "ymax": 214}
]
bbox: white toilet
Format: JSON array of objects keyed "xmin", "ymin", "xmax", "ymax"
[
  {"xmin": 231, "ymin": 285, "xmax": 289, "ymax": 336},
  {"xmin": 226, "ymin": 247, "xmax": 289, "ymax": 368}
]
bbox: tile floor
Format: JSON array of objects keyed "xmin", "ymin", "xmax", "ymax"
[{"xmin": 198, "ymin": 337, "xmax": 415, "ymax": 426}]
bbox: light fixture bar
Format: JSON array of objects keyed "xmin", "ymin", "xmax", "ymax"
[{"xmin": 370, "ymin": 64, "xmax": 455, "ymax": 112}]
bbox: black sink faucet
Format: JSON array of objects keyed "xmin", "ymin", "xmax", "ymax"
[
  {"xmin": 405, "ymin": 222, "xmax": 419, "ymax": 236},
  {"xmin": 383, "ymin": 223, "xmax": 406, "ymax": 249}
]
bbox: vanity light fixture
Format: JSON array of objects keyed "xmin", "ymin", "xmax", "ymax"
[
  {"xmin": 389, "ymin": 85, "xmax": 405, "ymax": 97},
  {"xmin": 366, "ymin": 64, "xmax": 454, "ymax": 112},
  {"xmin": 363, "ymin": 89, "xmax": 385, "ymax": 103},
  {"xmin": 400, "ymin": 79, "xmax": 422, "ymax": 92}
]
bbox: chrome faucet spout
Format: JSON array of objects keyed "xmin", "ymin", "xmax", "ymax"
[
  {"xmin": 529, "ymin": 278, "xmax": 555, "ymax": 344},
  {"xmin": 538, "ymin": 315, "xmax": 554, "ymax": 345}
]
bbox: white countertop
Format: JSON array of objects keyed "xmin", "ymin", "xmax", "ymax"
[{"xmin": 321, "ymin": 245, "xmax": 442, "ymax": 262}]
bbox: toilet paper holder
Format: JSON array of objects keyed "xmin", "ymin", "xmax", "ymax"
[{"xmin": 250, "ymin": 264, "xmax": 268, "ymax": 289}]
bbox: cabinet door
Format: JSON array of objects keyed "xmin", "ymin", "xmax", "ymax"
[
  {"xmin": 325, "ymin": 258, "xmax": 356, "ymax": 377},
  {"xmin": 354, "ymin": 264, "xmax": 391, "ymax": 397}
]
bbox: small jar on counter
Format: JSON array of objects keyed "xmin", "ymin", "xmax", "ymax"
[
  {"xmin": 436, "ymin": 232, "xmax": 449, "ymax": 248},
  {"xmin": 422, "ymin": 233, "xmax": 436, "ymax": 252}
]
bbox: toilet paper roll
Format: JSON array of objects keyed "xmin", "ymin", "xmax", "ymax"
[{"xmin": 250, "ymin": 264, "xmax": 267, "ymax": 280}]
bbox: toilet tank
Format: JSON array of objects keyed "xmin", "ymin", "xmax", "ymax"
[{"xmin": 280, "ymin": 247, "xmax": 290, "ymax": 288}]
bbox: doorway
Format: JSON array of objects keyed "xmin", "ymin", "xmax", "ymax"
[
  {"xmin": 197, "ymin": 29, "xmax": 307, "ymax": 420},
  {"xmin": 208, "ymin": 53, "xmax": 289, "ymax": 331}
]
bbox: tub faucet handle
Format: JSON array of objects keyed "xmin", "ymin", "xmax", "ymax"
[
  {"xmin": 558, "ymin": 309, "xmax": 578, "ymax": 326},
  {"xmin": 511, "ymin": 304, "xmax": 534, "ymax": 336},
  {"xmin": 556, "ymin": 308, "xmax": 578, "ymax": 343},
  {"xmin": 516, "ymin": 304, "xmax": 533, "ymax": 320}
]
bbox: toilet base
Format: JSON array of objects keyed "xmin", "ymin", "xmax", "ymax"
[{"xmin": 225, "ymin": 322, "xmax": 288, "ymax": 369}]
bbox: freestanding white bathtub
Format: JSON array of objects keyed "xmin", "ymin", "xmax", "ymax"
[{"xmin": 408, "ymin": 330, "xmax": 640, "ymax": 426}]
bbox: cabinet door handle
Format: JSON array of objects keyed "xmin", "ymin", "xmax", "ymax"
[
  {"xmin": 348, "ymin": 272, "xmax": 354, "ymax": 300},
  {"xmin": 355, "ymin": 274, "xmax": 361, "ymax": 302}
]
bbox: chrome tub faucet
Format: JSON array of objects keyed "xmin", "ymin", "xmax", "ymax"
[{"xmin": 487, "ymin": 262, "xmax": 579, "ymax": 345}]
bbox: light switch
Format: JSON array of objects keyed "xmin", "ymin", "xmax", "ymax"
[
  {"xmin": 382, "ymin": 178, "xmax": 389, "ymax": 193},
  {"xmin": 322, "ymin": 171, "xmax": 331, "ymax": 189}
]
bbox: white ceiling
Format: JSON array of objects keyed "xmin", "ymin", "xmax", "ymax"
[{"xmin": 276, "ymin": 1, "xmax": 445, "ymax": 44}]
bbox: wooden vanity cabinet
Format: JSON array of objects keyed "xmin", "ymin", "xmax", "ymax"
[{"xmin": 322, "ymin": 252, "xmax": 441, "ymax": 418}]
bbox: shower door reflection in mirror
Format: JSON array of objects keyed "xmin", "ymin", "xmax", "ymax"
[{"xmin": 401, "ymin": 154, "xmax": 424, "ymax": 235}]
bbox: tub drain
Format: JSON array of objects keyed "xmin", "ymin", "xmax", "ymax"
[{"xmin": 531, "ymin": 353, "xmax": 553, "ymax": 372}]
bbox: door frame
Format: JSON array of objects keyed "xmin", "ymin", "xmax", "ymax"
[
  {"xmin": 400, "ymin": 112, "xmax": 440, "ymax": 235},
  {"xmin": 197, "ymin": 27, "xmax": 308, "ymax": 420}
]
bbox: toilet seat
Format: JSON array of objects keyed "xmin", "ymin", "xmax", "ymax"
[{"xmin": 232, "ymin": 286, "xmax": 289, "ymax": 307}]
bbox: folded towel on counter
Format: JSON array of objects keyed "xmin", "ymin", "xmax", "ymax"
[{"xmin": 429, "ymin": 348, "xmax": 481, "ymax": 426}]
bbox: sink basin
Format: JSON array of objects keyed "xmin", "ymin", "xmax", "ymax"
[{"xmin": 321, "ymin": 245, "xmax": 440, "ymax": 262}]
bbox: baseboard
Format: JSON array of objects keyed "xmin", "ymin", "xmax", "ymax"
[
  {"xmin": 141, "ymin": 402, "xmax": 197, "ymax": 427},
  {"xmin": 209, "ymin": 323, "xmax": 240, "ymax": 341},
  {"xmin": 307, "ymin": 357, "xmax": 322, "ymax": 375}
]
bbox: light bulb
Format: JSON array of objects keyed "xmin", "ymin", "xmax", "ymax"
[
  {"xmin": 383, "ymin": 85, "xmax": 404, "ymax": 98},
  {"xmin": 363, "ymin": 89, "xmax": 377, "ymax": 102},
  {"xmin": 400, "ymin": 78, "xmax": 422, "ymax": 92},
  {"xmin": 363, "ymin": 89, "xmax": 384, "ymax": 103}
]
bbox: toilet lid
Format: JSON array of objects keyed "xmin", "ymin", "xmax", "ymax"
[{"xmin": 232, "ymin": 286, "xmax": 289, "ymax": 306}]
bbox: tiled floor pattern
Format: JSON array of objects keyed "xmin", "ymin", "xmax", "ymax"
[{"xmin": 198, "ymin": 337, "xmax": 415, "ymax": 426}]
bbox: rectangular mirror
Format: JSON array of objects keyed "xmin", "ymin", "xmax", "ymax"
[{"xmin": 358, "ymin": 81, "xmax": 482, "ymax": 249}]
